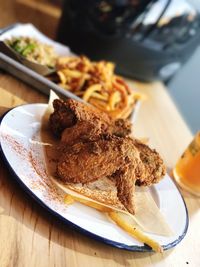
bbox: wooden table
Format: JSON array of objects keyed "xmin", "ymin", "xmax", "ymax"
[{"xmin": 0, "ymin": 72, "xmax": 200, "ymax": 267}]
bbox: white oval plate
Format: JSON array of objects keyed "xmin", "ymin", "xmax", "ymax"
[{"xmin": 0, "ymin": 104, "xmax": 188, "ymax": 252}]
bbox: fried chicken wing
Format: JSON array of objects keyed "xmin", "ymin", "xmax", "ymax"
[
  {"xmin": 134, "ymin": 140, "xmax": 166, "ymax": 186},
  {"xmin": 49, "ymin": 99, "xmax": 132, "ymax": 140},
  {"xmin": 114, "ymin": 165, "xmax": 136, "ymax": 214},
  {"xmin": 58, "ymin": 136, "xmax": 142, "ymax": 183},
  {"xmin": 49, "ymin": 98, "xmax": 166, "ymax": 215},
  {"xmin": 57, "ymin": 135, "xmax": 144, "ymax": 214}
]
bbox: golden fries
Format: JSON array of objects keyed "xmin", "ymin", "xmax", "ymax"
[
  {"xmin": 109, "ymin": 211, "xmax": 163, "ymax": 253},
  {"xmin": 56, "ymin": 55, "xmax": 144, "ymax": 119}
]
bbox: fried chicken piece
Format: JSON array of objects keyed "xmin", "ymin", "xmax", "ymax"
[
  {"xmin": 134, "ymin": 140, "xmax": 166, "ymax": 186},
  {"xmin": 58, "ymin": 135, "xmax": 142, "ymax": 184},
  {"xmin": 50, "ymin": 99, "xmax": 166, "ymax": 188},
  {"xmin": 114, "ymin": 165, "xmax": 136, "ymax": 214},
  {"xmin": 57, "ymin": 135, "xmax": 144, "ymax": 214},
  {"xmin": 61, "ymin": 121, "xmax": 102, "ymax": 146},
  {"xmin": 49, "ymin": 98, "xmax": 166, "ymax": 214},
  {"xmin": 49, "ymin": 99, "xmax": 131, "ymax": 140}
]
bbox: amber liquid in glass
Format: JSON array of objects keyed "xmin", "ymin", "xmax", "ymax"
[{"xmin": 173, "ymin": 132, "xmax": 200, "ymax": 196}]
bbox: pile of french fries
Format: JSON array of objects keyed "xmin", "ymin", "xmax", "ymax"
[{"xmin": 56, "ymin": 56, "xmax": 144, "ymax": 119}]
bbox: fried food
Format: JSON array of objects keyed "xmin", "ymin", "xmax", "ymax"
[
  {"xmin": 49, "ymin": 98, "xmax": 166, "ymax": 215},
  {"xmin": 108, "ymin": 211, "xmax": 163, "ymax": 253},
  {"xmin": 58, "ymin": 135, "xmax": 144, "ymax": 214},
  {"xmin": 49, "ymin": 98, "xmax": 132, "ymax": 141},
  {"xmin": 134, "ymin": 140, "xmax": 166, "ymax": 186},
  {"xmin": 46, "ymin": 95, "xmax": 168, "ymax": 252},
  {"xmin": 56, "ymin": 55, "xmax": 144, "ymax": 119}
]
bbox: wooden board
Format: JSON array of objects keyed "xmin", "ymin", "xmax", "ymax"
[
  {"xmin": 15, "ymin": 0, "xmax": 61, "ymax": 39},
  {"xmin": 0, "ymin": 73, "xmax": 200, "ymax": 267}
]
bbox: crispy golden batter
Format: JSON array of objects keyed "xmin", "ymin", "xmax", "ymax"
[
  {"xmin": 49, "ymin": 98, "xmax": 166, "ymax": 214},
  {"xmin": 49, "ymin": 99, "xmax": 132, "ymax": 140},
  {"xmin": 134, "ymin": 140, "xmax": 166, "ymax": 186},
  {"xmin": 57, "ymin": 136, "xmax": 144, "ymax": 214}
]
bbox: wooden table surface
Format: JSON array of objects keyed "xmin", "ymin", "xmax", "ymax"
[{"xmin": 0, "ymin": 72, "xmax": 200, "ymax": 267}]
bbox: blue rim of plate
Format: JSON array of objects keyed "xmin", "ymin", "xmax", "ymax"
[{"xmin": 0, "ymin": 105, "xmax": 189, "ymax": 252}]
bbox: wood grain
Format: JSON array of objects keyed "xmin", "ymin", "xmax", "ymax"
[
  {"xmin": 15, "ymin": 0, "xmax": 61, "ymax": 39},
  {"xmin": 0, "ymin": 0, "xmax": 17, "ymax": 29},
  {"xmin": 0, "ymin": 0, "xmax": 60, "ymax": 39},
  {"xmin": 0, "ymin": 73, "xmax": 200, "ymax": 267}
]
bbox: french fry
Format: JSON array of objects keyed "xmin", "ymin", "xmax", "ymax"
[
  {"xmin": 89, "ymin": 98, "xmax": 109, "ymax": 111},
  {"xmin": 92, "ymin": 92, "xmax": 108, "ymax": 101},
  {"xmin": 64, "ymin": 195, "xmax": 75, "ymax": 205},
  {"xmin": 108, "ymin": 211, "xmax": 163, "ymax": 253},
  {"xmin": 82, "ymin": 84, "xmax": 101, "ymax": 101},
  {"xmin": 64, "ymin": 194, "xmax": 112, "ymax": 212},
  {"xmin": 109, "ymin": 91, "xmax": 121, "ymax": 110},
  {"xmin": 57, "ymin": 71, "xmax": 67, "ymax": 84}
]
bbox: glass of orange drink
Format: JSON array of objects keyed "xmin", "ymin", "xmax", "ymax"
[{"xmin": 173, "ymin": 132, "xmax": 200, "ymax": 196}]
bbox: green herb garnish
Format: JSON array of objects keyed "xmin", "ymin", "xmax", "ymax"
[{"xmin": 21, "ymin": 43, "xmax": 36, "ymax": 56}]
